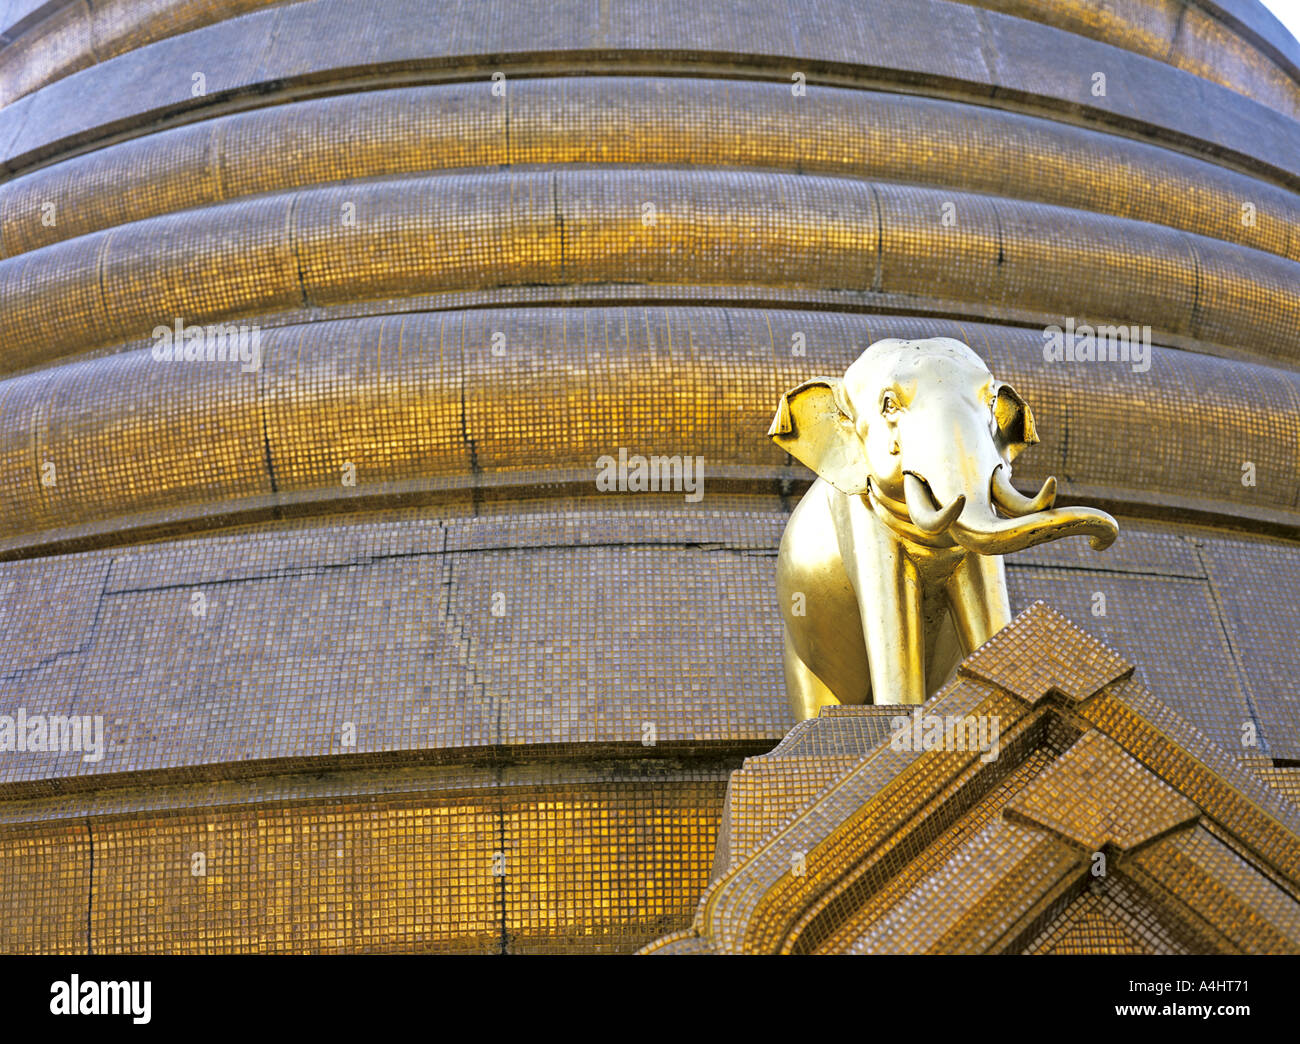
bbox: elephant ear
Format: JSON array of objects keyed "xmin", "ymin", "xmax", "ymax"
[
  {"xmin": 993, "ymin": 381, "xmax": 1039, "ymax": 462},
  {"xmin": 768, "ymin": 377, "xmax": 870, "ymax": 495}
]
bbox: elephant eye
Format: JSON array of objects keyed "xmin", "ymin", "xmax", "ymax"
[{"xmin": 881, "ymin": 393, "xmax": 901, "ymax": 416}]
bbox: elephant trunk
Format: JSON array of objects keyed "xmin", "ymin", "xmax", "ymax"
[
  {"xmin": 904, "ymin": 462, "xmax": 1117, "ymax": 555},
  {"xmin": 948, "ymin": 504, "xmax": 1118, "ymax": 554}
]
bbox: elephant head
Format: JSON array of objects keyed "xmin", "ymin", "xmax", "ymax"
[{"xmin": 768, "ymin": 337, "xmax": 1117, "ymax": 555}]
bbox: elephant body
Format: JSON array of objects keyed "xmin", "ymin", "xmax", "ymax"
[
  {"xmin": 769, "ymin": 337, "xmax": 1117, "ymax": 720},
  {"xmin": 777, "ymin": 476, "xmax": 1006, "ymax": 718}
]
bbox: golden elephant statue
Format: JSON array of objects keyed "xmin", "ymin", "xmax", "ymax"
[{"xmin": 769, "ymin": 337, "xmax": 1118, "ymax": 720}]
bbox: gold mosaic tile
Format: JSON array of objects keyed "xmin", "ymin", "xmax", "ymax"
[
  {"xmin": 1006, "ymin": 730, "xmax": 1199, "ymax": 850},
  {"xmin": 959, "ymin": 601, "xmax": 1134, "ymax": 704},
  {"xmin": 1022, "ymin": 874, "xmax": 1195, "ymax": 955},
  {"xmin": 0, "ymin": 767, "xmax": 730, "ymax": 954}
]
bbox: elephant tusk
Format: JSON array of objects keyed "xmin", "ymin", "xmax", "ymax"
[
  {"xmin": 990, "ymin": 464, "xmax": 1057, "ymax": 516},
  {"xmin": 902, "ymin": 473, "xmax": 966, "ymax": 535}
]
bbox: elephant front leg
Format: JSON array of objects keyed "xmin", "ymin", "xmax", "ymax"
[
  {"xmin": 782, "ymin": 630, "xmax": 844, "ymax": 721},
  {"xmin": 945, "ymin": 552, "xmax": 1013, "ymax": 654},
  {"xmin": 848, "ymin": 531, "xmax": 927, "ymax": 705}
]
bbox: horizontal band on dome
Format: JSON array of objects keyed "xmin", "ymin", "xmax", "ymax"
[
  {"xmin": 2, "ymin": 167, "xmax": 1295, "ymax": 374},
  {"xmin": 0, "ymin": 0, "xmax": 69, "ymax": 40},
  {"xmin": 1206, "ymin": 0, "xmax": 1300, "ymax": 72},
  {"xmin": 996, "ymin": 0, "xmax": 1299, "ymax": 120},
  {"xmin": 0, "ymin": 505, "xmax": 1293, "ymax": 787},
  {"xmin": 3, "ymin": 0, "xmax": 1294, "ymax": 119},
  {"xmin": 0, "ymin": 308, "xmax": 1295, "ymax": 553},
  {"xmin": 0, "ymin": 0, "xmax": 294, "ymax": 109},
  {"xmin": 1, "ymin": 0, "xmax": 1296, "ymax": 187},
  {"xmin": 2, "ymin": 78, "xmax": 1296, "ymax": 265}
]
